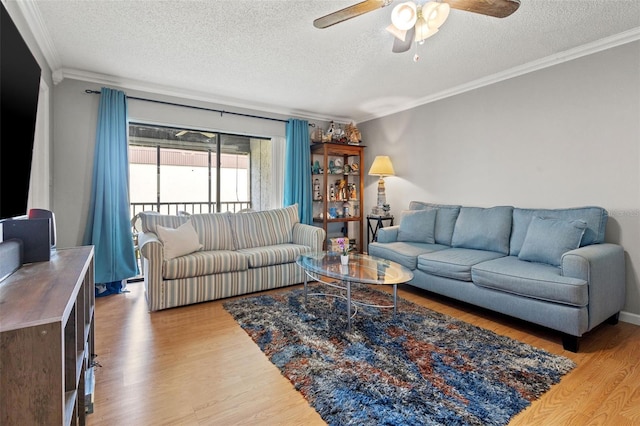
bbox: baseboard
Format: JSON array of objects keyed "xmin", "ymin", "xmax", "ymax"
[{"xmin": 620, "ymin": 310, "xmax": 640, "ymax": 326}]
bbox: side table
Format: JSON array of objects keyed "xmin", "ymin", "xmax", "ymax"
[{"xmin": 367, "ymin": 215, "xmax": 394, "ymax": 243}]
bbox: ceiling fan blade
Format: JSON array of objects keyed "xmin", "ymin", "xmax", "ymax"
[
  {"xmin": 386, "ymin": 23, "xmax": 407, "ymax": 41},
  {"xmin": 392, "ymin": 26, "xmax": 414, "ymax": 53},
  {"xmin": 314, "ymin": 0, "xmax": 393, "ymax": 29},
  {"xmin": 443, "ymin": 0, "xmax": 520, "ymax": 18}
]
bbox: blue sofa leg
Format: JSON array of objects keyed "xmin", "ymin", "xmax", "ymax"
[
  {"xmin": 562, "ymin": 334, "xmax": 579, "ymax": 352},
  {"xmin": 607, "ymin": 312, "xmax": 620, "ymax": 325},
  {"xmin": 563, "ymin": 312, "xmax": 619, "ymax": 352}
]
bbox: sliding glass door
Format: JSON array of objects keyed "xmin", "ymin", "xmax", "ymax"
[{"xmin": 128, "ymin": 124, "xmax": 262, "ymax": 217}]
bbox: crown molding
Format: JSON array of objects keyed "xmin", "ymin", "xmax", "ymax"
[
  {"xmin": 15, "ymin": 0, "xmax": 62, "ymax": 72},
  {"xmin": 58, "ymin": 68, "xmax": 348, "ymax": 125},
  {"xmin": 357, "ymin": 26, "xmax": 640, "ymax": 123}
]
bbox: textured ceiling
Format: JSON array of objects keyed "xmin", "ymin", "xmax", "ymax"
[{"xmin": 20, "ymin": 0, "xmax": 640, "ymax": 123}]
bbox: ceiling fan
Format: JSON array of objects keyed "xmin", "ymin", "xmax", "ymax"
[{"xmin": 314, "ymin": 0, "xmax": 520, "ymax": 57}]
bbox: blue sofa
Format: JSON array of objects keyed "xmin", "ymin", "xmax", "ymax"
[{"xmin": 368, "ymin": 202, "xmax": 626, "ymax": 352}]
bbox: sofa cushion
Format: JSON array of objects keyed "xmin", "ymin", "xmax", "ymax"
[
  {"xmin": 472, "ymin": 256, "xmax": 588, "ymax": 307},
  {"xmin": 368, "ymin": 241, "xmax": 449, "ymax": 270},
  {"xmin": 155, "ymin": 220, "xmax": 203, "ymax": 260},
  {"xmin": 417, "ymin": 248, "xmax": 505, "ymax": 281},
  {"xmin": 451, "ymin": 206, "xmax": 513, "ymax": 255},
  {"xmin": 397, "ymin": 209, "xmax": 437, "ymax": 244},
  {"xmin": 190, "ymin": 212, "xmax": 236, "ymax": 251},
  {"xmin": 140, "ymin": 212, "xmax": 189, "ymax": 234},
  {"xmin": 162, "ymin": 250, "xmax": 248, "ymax": 279},
  {"xmin": 509, "ymin": 206, "xmax": 608, "ymax": 256},
  {"xmin": 230, "ymin": 204, "xmax": 299, "ymax": 250},
  {"xmin": 408, "ymin": 201, "xmax": 461, "ymax": 245},
  {"xmin": 518, "ymin": 217, "xmax": 587, "ymax": 267},
  {"xmin": 376, "ymin": 226, "xmax": 399, "ymax": 243},
  {"xmin": 238, "ymin": 244, "xmax": 310, "ymax": 268}
]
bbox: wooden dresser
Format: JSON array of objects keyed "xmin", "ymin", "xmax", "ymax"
[{"xmin": 0, "ymin": 246, "xmax": 95, "ymax": 425}]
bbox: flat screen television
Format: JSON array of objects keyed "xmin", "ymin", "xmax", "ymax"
[{"xmin": 1, "ymin": 2, "xmax": 42, "ymax": 220}]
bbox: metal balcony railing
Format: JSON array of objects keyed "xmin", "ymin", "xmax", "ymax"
[{"xmin": 130, "ymin": 201, "xmax": 251, "ymax": 218}]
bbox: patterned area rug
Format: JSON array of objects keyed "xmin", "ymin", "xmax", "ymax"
[{"xmin": 223, "ymin": 285, "xmax": 576, "ymax": 425}]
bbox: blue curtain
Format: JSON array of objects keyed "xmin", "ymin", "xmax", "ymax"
[
  {"xmin": 284, "ymin": 119, "xmax": 312, "ymax": 224},
  {"xmin": 83, "ymin": 87, "xmax": 138, "ymax": 297}
]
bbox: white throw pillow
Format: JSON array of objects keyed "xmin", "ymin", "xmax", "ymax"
[{"xmin": 155, "ymin": 220, "xmax": 203, "ymax": 260}]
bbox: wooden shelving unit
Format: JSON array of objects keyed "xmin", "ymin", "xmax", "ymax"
[
  {"xmin": 310, "ymin": 142, "xmax": 365, "ymax": 252},
  {"xmin": 0, "ymin": 246, "xmax": 95, "ymax": 425}
]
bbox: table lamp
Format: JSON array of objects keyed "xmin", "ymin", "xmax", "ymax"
[{"xmin": 368, "ymin": 155, "xmax": 395, "ymax": 216}]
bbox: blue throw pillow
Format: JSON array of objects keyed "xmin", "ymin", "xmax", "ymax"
[
  {"xmin": 451, "ymin": 206, "xmax": 513, "ymax": 254},
  {"xmin": 409, "ymin": 201, "xmax": 461, "ymax": 245},
  {"xmin": 518, "ymin": 216, "xmax": 587, "ymax": 266},
  {"xmin": 397, "ymin": 209, "xmax": 437, "ymax": 244}
]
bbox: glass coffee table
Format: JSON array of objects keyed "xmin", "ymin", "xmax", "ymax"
[{"xmin": 296, "ymin": 252, "xmax": 414, "ymax": 331}]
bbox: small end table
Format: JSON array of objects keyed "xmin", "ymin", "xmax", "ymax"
[{"xmin": 367, "ymin": 215, "xmax": 394, "ymax": 243}]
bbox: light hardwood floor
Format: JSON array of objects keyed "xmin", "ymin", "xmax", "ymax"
[{"xmin": 87, "ymin": 281, "xmax": 640, "ymax": 426}]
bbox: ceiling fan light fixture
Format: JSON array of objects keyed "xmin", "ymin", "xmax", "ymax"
[
  {"xmin": 386, "ymin": 24, "xmax": 408, "ymax": 41},
  {"xmin": 391, "ymin": 1, "xmax": 418, "ymax": 31},
  {"xmin": 414, "ymin": 16, "xmax": 438, "ymax": 43},
  {"xmin": 422, "ymin": 1, "xmax": 450, "ymax": 30}
]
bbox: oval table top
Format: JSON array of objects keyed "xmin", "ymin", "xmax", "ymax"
[{"xmin": 296, "ymin": 251, "xmax": 414, "ymax": 285}]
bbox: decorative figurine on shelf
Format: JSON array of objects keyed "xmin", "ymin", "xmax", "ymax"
[
  {"xmin": 326, "ymin": 121, "xmax": 335, "ymax": 138},
  {"xmin": 312, "ymin": 160, "xmax": 321, "ymax": 174},
  {"xmin": 329, "ymin": 184, "xmax": 336, "ymax": 201},
  {"xmin": 350, "ymin": 162, "xmax": 359, "ymax": 172},
  {"xmin": 313, "ymin": 178, "xmax": 321, "ymax": 201},
  {"xmin": 337, "ymin": 179, "xmax": 347, "ymax": 201},
  {"xmin": 311, "ymin": 126, "xmax": 324, "ymax": 143},
  {"xmin": 343, "ymin": 201, "xmax": 350, "ymax": 217},
  {"xmin": 345, "ymin": 122, "xmax": 361, "ymax": 144},
  {"xmin": 333, "ymin": 158, "xmax": 342, "ymax": 173},
  {"xmin": 349, "ymin": 183, "xmax": 357, "ymax": 200}
]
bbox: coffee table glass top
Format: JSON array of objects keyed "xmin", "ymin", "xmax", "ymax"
[{"xmin": 296, "ymin": 252, "xmax": 413, "ymax": 285}]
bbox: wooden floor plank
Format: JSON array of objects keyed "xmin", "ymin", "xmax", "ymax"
[{"xmin": 87, "ymin": 282, "xmax": 640, "ymax": 426}]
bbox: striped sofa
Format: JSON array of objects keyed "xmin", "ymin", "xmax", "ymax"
[{"xmin": 138, "ymin": 204, "xmax": 325, "ymax": 311}]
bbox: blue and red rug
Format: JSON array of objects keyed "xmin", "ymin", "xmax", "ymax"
[{"xmin": 223, "ymin": 285, "xmax": 576, "ymax": 425}]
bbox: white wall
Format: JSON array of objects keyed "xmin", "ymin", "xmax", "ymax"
[
  {"xmin": 51, "ymin": 78, "xmax": 297, "ymax": 249},
  {"xmin": 359, "ymin": 41, "xmax": 640, "ymax": 318}
]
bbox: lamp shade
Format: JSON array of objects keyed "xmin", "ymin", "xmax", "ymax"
[
  {"xmin": 368, "ymin": 156, "xmax": 396, "ymax": 177},
  {"xmin": 414, "ymin": 15, "xmax": 438, "ymax": 43},
  {"xmin": 391, "ymin": 1, "xmax": 418, "ymax": 31},
  {"xmin": 422, "ymin": 1, "xmax": 450, "ymax": 30}
]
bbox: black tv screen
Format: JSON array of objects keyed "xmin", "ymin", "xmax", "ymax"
[{"xmin": 1, "ymin": 2, "xmax": 42, "ymax": 220}]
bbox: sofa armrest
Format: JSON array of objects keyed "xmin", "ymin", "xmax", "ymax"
[
  {"xmin": 377, "ymin": 226, "xmax": 399, "ymax": 243},
  {"xmin": 562, "ymin": 243, "xmax": 626, "ymax": 331},
  {"xmin": 292, "ymin": 223, "xmax": 325, "ymax": 252},
  {"xmin": 138, "ymin": 232, "xmax": 165, "ymax": 311}
]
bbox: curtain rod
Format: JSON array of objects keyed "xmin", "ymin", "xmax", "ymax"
[{"xmin": 84, "ymin": 89, "xmax": 315, "ymax": 126}]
